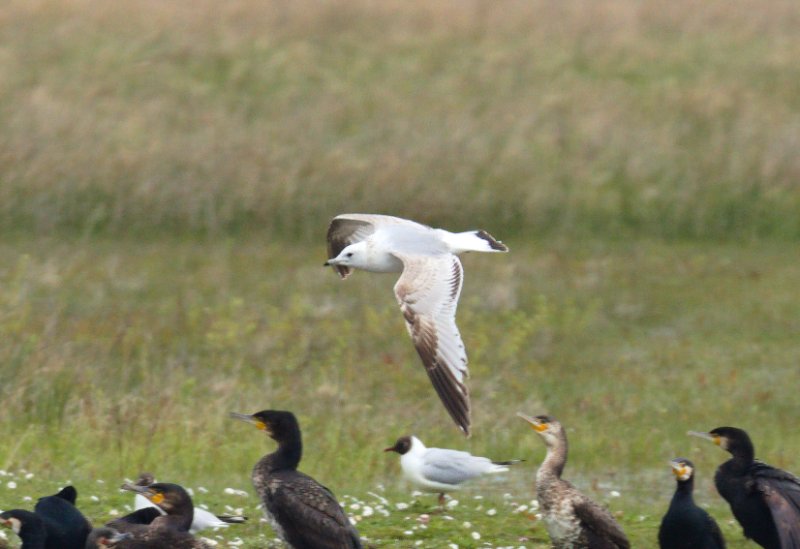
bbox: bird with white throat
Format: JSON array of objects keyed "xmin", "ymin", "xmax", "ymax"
[{"xmin": 325, "ymin": 213, "xmax": 509, "ymax": 436}]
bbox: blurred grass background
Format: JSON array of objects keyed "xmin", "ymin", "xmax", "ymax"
[
  {"xmin": 1, "ymin": 1, "xmax": 799, "ymax": 547},
  {"xmin": 2, "ymin": 0, "xmax": 799, "ymax": 240}
]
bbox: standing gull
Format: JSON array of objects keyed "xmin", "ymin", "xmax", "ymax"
[
  {"xmin": 384, "ymin": 435, "xmax": 521, "ymax": 505},
  {"xmin": 325, "ymin": 214, "xmax": 509, "ymax": 436}
]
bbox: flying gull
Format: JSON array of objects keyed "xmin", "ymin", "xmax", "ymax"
[
  {"xmin": 384, "ymin": 435, "xmax": 521, "ymax": 505},
  {"xmin": 325, "ymin": 214, "xmax": 508, "ymax": 436}
]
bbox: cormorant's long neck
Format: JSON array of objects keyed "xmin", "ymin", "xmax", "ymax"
[
  {"xmin": 540, "ymin": 435, "xmax": 568, "ymax": 480},
  {"xmin": 672, "ymin": 477, "xmax": 695, "ymax": 503},
  {"xmin": 270, "ymin": 429, "xmax": 303, "ymax": 471},
  {"xmin": 164, "ymin": 507, "xmax": 193, "ymax": 532},
  {"xmin": 727, "ymin": 440, "xmax": 755, "ymax": 474}
]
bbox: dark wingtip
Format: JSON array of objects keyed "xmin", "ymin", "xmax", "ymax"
[{"xmin": 476, "ymin": 230, "xmax": 509, "ymax": 252}]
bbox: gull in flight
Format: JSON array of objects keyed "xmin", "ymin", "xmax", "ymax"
[
  {"xmin": 384, "ymin": 435, "xmax": 522, "ymax": 505},
  {"xmin": 325, "ymin": 214, "xmax": 508, "ymax": 436}
]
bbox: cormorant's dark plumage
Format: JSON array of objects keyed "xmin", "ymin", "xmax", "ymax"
[
  {"xmin": 519, "ymin": 413, "xmax": 630, "ymax": 549},
  {"xmin": 1, "ymin": 510, "xmax": 48, "ymax": 549},
  {"xmin": 0, "ymin": 487, "xmax": 92, "ymax": 549},
  {"xmin": 690, "ymin": 427, "xmax": 800, "ymax": 549},
  {"xmin": 658, "ymin": 458, "xmax": 725, "ymax": 549},
  {"xmin": 87, "ymin": 522, "xmax": 208, "ymax": 549},
  {"xmin": 105, "ymin": 483, "xmax": 210, "ymax": 548},
  {"xmin": 231, "ymin": 409, "xmax": 362, "ymax": 549},
  {"xmin": 84, "ymin": 527, "xmax": 130, "ymax": 549}
]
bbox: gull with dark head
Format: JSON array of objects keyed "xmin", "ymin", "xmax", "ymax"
[
  {"xmin": 384, "ymin": 435, "xmax": 521, "ymax": 506},
  {"xmin": 326, "ymin": 214, "xmax": 509, "ymax": 436}
]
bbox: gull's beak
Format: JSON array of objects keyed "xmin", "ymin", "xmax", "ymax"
[
  {"xmin": 383, "ymin": 446, "xmax": 396, "ymax": 453},
  {"xmin": 687, "ymin": 430, "xmax": 719, "ymax": 445},
  {"xmin": 324, "ymin": 257, "xmax": 341, "ymax": 266},
  {"xmin": 517, "ymin": 412, "xmax": 547, "ymax": 432}
]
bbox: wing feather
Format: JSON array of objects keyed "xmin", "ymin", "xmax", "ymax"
[
  {"xmin": 393, "ymin": 253, "xmax": 470, "ymax": 435},
  {"xmin": 268, "ymin": 472, "xmax": 361, "ymax": 549},
  {"xmin": 753, "ymin": 462, "xmax": 800, "ymax": 547},
  {"xmin": 573, "ymin": 497, "xmax": 630, "ymax": 549},
  {"xmin": 421, "ymin": 449, "xmax": 494, "ymax": 485}
]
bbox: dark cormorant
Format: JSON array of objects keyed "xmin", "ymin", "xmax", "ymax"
[
  {"xmin": 1, "ymin": 510, "xmax": 48, "ymax": 549},
  {"xmin": 689, "ymin": 427, "xmax": 800, "ymax": 549},
  {"xmin": 518, "ymin": 413, "xmax": 630, "ymax": 549},
  {"xmin": 658, "ymin": 458, "xmax": 726, "ymax": 549},
  {"xmin": 0, "ymin": 486, "xmax": 92, "ymax": 549},
  {"xmin": 129, "ymin": 472, "xmax": 246, "ymax": 533},
  {"xmin": 34, "ymin": 486, "xmax": 92, "ymax": 549},
  {"xmin": 86, "ymin": 522, "xmax": 207, "ymax": 549},
  {"xmin": 111, "ymin": 482, "xmax": 194, "ymax": 534},
  {"xmin": 230, "ymin": 409, "xmax": 363, "ymax": 549}
]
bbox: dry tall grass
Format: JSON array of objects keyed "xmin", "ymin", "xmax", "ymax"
[{"xmin": 2, "ymin": 0, "xmax": 799, "ymax": 238}]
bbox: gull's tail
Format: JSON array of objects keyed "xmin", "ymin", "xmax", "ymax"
[{"xmin": 438, "ymin": 229, "xmax": 509, "ymax": 254}]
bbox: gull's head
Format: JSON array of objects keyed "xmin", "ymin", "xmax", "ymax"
[
  {"xmin": 688, "ymin": 426, "xmax": 752, "ymax": 457},
  {"xmin": 325, "ymin": 242, "xmax": 367, "ymax": 269},
  {"xmin": 384, "ymin": 435, "xmax": 415, "ymax": 455},
  {"xmin": 120, "ymin": 482, "xmax": 190, "ymax": 514},
  {"xmin": 518, "ymin": 412, "xmax": 563, "ymax": 446},
  {"xmin": 669, "ymin": 457, "xmax": 695, "ymax": 483}
]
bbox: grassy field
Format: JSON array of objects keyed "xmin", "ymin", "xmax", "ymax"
[
  {"xmin": 1, "ymin": 0, "xmax": 799, "ymax": 240},
  {"xmin": 1, "ymin": 0, "xmax": 800, "ymax": 547},
  {"xmin": 1, "ymin": 236, "xmax": 798, "ymax": 547}
]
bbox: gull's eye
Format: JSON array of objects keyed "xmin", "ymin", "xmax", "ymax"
[{"xmin": 346, "ymin": 252, "xmax": 353, "ymax": 257}]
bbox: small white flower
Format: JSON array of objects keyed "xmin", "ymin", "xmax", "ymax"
[
  {"xmin": 448, "ymin": 544, "xmax": 458, "ymax": 549},
  {"xmin": 403, "ymin": 530, "xmax": 414, "ymax": 536},
  {"xmin": 362, "ymin": 505, "xmax": 373, "ymax": 517},
  {"xmin": 462, "ymin": 521, "xmax": 472, "ymax": 528},
  {"xmin": 350, "ymin": 503, "xmax": 361, "ymax": 511},
  {"xmin": 609, "ymin": 490, "xmax": 621, "ymax": 498},
  {"xmin": 471, "ymin": 531, "xmax": 481, "ymax": 540},
  {"xmin": 486, "ymin": 508, "xmax": 497, "ymax": 516},
  {"xmin": 6, "ymin": 481, "xmax": 17, "ymax": 489},
  {"xmin": 411, "ymin": 490, "xmax": 423, "ymax": 497},
  {"xmin": 473, "ymin": 495, "xmax": 483, "ymax": 500},
  {"xmin": 446, "ymin": 499, "xmax": 459, "ymax": 508},
  {"xmin": 24, "ymin": 473, "xmax": 34, "ymax": 480},
  {"xmin": 349, "ymin": 517, "xmax": 357, "ymax": 526},
  {"xmin": 514, "ymin": 504, "xmax": 528, "ymax": 513},
  {"xmin": 396, "ymin": 502, "xmax": 409, "ymax": 510},
  {"xmin": 109, "ymin": 509, "xmax": 120, "ymax": 516},
  {"xmin": 96, "ymin": 479, "xmax": 105, "ymax": 484},
  {"xmin": 198, "ymin": 486, "xmax": 208, "ymax": 493},
  {"xmin": 90, "ymin": 496, "xmax": 100, "ymax": 502}
]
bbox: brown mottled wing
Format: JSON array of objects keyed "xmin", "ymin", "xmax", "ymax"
[
  {"xmin": 393, "ymin": 252, "xmax": 470, "ymax": 436},
  {"xmin": 573, "ymin": 497, "xmax": 630, "ymax": 549},
  {"xmin": 268, "ymin": 471, "xmax": 362, "ymax": 549},
  {"xmin": 753, "ymin": 462, "xmax": 800, "ymax": 548}
]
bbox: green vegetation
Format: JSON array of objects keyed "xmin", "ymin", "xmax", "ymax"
[
  {"xmin": 1, "ymin": 0, "xmax": 798, "ymax": 546},
  {"xmin": 1, "ymin": 0, "xmax": 799, "ymax": 239},
  {"xmin": 0, "ymin": 237, "xmax": 797, "ymax": 546}
]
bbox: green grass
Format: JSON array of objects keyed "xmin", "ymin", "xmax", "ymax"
[
  {"xmin": 0, "ymin": 236, "xmax": 797, "ymax": 547},
  {"xmin": 1, "ymin": 0, "xmax": 799, "ymax": 239}
]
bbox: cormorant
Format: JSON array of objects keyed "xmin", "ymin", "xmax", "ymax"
[
  {"xmin": 1, "ymin": 510, "xmax": 48, "ymax": 549},
  {"xmin": 689, "ymin": 427, "xmax": 800, "ymax": 549},
  {"xmin": 518, "ymin": 413, "xmax": 630, "ymax": 549},
  {"xmin": 107, "ymin": 483, "xmax": 210, "ymax": 548},
  {"xmin": 34, "ymin": 485, "xmax": 92, "ymax": 549},
  {"xmin": 0, "ymin": 486, "xmax": 92, "ymax": 549},
  {"xmin": 658, "ymin": 457, "xmax": 726, "ymax": 549},
  {"xmin": 230, "ymin": 409, "xmax": 362, "ymax": 548},
  {"xmin": 384, "ymin": 435, "xmax": 521, "ymax": 505},
  {"xmin": 130, "ymin": 473, "xmax": 247, "ymax": 533}
]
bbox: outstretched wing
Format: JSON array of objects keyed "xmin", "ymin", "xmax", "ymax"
[
  {"xmin": 268, "ymin": 472, "xmax": 361, "ymax": 549},
  {"xmin": 753, "ymin": 461, "xmax": 800, "ymax": 547},
  {"xmin": 393, "ymin": 252, "xmax": 470, "ymax": 435},
  {"xmin": 574, "ymin": 497, "xmax": 630, "ymax": 549}
]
